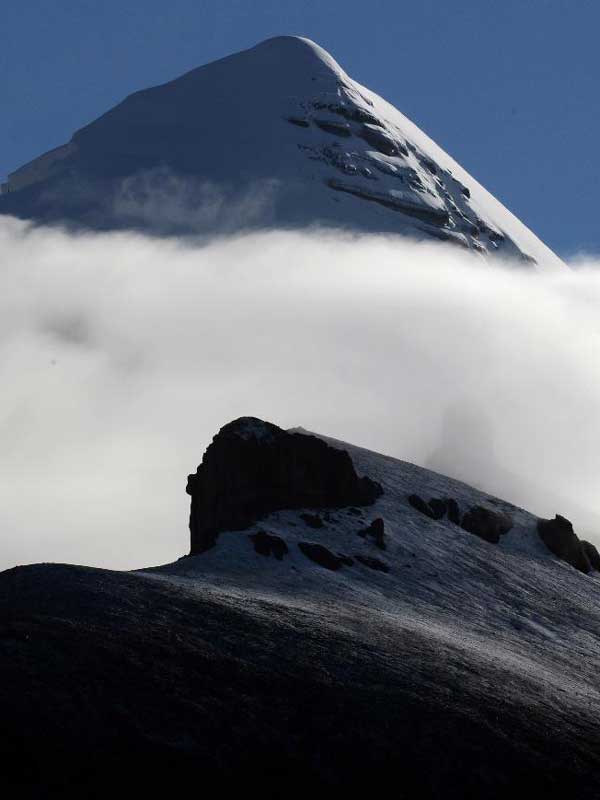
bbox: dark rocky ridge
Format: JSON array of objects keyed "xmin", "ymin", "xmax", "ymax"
[
  {"xmin": 2, "ymin": 563, "xmax": 599, "ymax": 799},
  {"xmin": 186, "ymin": 417, "xmax": 382, "ymax": 553}
]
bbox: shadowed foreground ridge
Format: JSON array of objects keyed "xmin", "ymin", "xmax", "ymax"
[
  {"xmin": 2, "ymin": 563, "xmax": 600, "ymax": 799},
  {"xmin": 2, "ymin": 417, "xmax": 600, "ymax": 798}
]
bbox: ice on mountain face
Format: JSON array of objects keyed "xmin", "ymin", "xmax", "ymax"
[{"xmin": 0, "ymin": 36, "xmax": 564, "ymax": 270}]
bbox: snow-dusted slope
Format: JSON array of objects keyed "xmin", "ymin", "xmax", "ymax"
[
  {"xmin": 3, "ymin": 425, "xmax": 600, "ymax": 797},
  {"xmin": 149, "ymin": 429, "xmax": 600, "ymax": 702},
  {"xmin": 1, "ymin": 37, "xmax": 563, "ymax": 270}
]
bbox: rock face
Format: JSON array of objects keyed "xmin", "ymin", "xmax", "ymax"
[
  {"xmin": 186, "ymin": 417, "xmax": 382, "ymax": 553},
  {"xmin": 537, "ymin": 515, "xmax": 594, "ymax": 574},
  {"xmin": 582, "ymin": 541, "xmax": 600, "ymax": 572},
  {"xmin": 461, "ymin": 506, "xmax": 513, "ymax": 544}
]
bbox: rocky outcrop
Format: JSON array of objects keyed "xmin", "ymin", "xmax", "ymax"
[
  {"xmin": 249, "ymin": 531, "xmax": 288, "ymax": 560},
  {"xmin": 537, "ymin": 515, "xmax": 593, "ymax": 574},
  {"xmin": 187, "ymin": 417, "xmax": 382, "ymax": 553},
  {"xmin": 582, "ymin": 540, "xmax": 600, "ymax": 572},
  {"xmin": 408, "ymin": 494, "xmax": 460, "ymax": 523},
  {"xmin": 358, "ymin": 518, "xmax": 385, "ymax": 550},
  {"xmin": 461, "ymin": 506, "xmax": 513, "ymax": 544},
  {"xmin": 298, "ymin": 542, "xmax": 353, "ymax": 571}
]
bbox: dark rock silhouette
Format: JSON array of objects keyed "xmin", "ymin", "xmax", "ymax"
[
  {"xmin": 408, "ymin": 494, "xmax": 460, "ymax": 523},
  {"xmin": 461, "ymin": 506, "xmax": 513, "ymax": 544},
  {"xmin": 582, "ymin": 541, "xmax": 600, "ymax": 572},
  {"xmin": 186, "ymin": 417, "xmax": 382, "ymax": 553},
  {"xmin": 249, "ymin": 531, "xmax": 288, "ymax": 560},
  {"xmin": 408, "ymin": 494, "xmax": 437, "ymax": 519},
  {"xmin": 298, "ymin": 542, "xmax": 353, "ymax": 571},
  {"xmin": 537, "ymin": 515, "xmax": 592, "ymax": 574}
]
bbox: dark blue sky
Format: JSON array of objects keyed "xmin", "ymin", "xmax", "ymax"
[{"xmin": 1, "ymin": 0, "xmax": 598, "ymax": 256}]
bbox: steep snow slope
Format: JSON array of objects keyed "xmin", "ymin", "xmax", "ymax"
[{"xmin": 0, "ymin": 37, "xmax": 563, "ymax": 269}]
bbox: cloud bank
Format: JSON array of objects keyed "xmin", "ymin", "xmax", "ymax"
[{"xmin": 1, "ymin": 215, "xmax": 599, "ymax": 570}]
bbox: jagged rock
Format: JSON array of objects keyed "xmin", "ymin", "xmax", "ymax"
[
  {"xmin": 249, "ymin": 531, "xmax": 288, "ymax": 560},
  {"xmin": 408, "ymin": 494, "xmax": 436, "ymax": 519},
  {"xmin": 582, "ymin": 541, "xmax": 600, "ymax": 572},
  {"xmin": 537, "ymin": 515, "xmax": 591, "ymax": 574},
  {"xmin": 187, "ymin": 417, "xmax": 382, "ymax": 553},
  {"xmin": 298, "ymin": 542, "xmax": 353, "ymax": 571},
  {"xmin": 355, "ymin": 554, "xmax": 390, "ymax": 573},
  {"xmin": 461, "ymin": 506, "xmax": 513, "ymax": 544},
  {"xmin": 447, "ymin": 498, "xmax": 461, "ymax": 525},
  {"xmin": 301, "ymin": 513, "xmax": 324, "ymax": 529},
  {"xmin": 359, "ymin": 123, "xmax": 408, "ymax": 156}
]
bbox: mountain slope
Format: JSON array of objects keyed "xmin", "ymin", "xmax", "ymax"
[
  {"xmin": 2, "ymin": 420, "xmax": 599, "ymax": 798},
  {"xmin": 0, "ymin": 36, "xmax": 564, "ymax": 269}
]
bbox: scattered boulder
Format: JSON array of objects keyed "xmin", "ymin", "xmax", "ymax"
[
  {"xmin": 537, "ymin": 515, "xmax": 591, "ymax": 574},
  {"xmin": 408, "ymin": 494, "xmax": 461, "ymax": 525},
  {"xmin": 187, "ymin": 417, "xmax": 382, "ymax": 553},
  {"xmin": 301, "ymin": 513, "xmax": 324, "ymax": 529},
  {"xmin": 249, "ymin": 531, "xmax": 288, "ymax": 561},
  {"xmin": 355, "ymin": 555, "xmax": 389, "ymax": 573},
  {"xmin": 298, "ymin": 542, "xmax": 353, "ymax": 571},
  {"xmin": 582, "ymin": 541, "xmax": 600, "ymax": 572},
  {"xmin": 408, "ymin": 494, "xmax": 436, "ymax": 519},
  {"xmin": 461, "ymin": 506, "xmax": 513, "ymax": 544}
]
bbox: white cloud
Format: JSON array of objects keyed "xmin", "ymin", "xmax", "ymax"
[{"xmin": 1, "ymin": 215, "xmax": 599, "ymax": 570}]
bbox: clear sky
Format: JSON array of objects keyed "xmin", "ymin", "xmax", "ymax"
[{"xmin": 1, "ymin": 0, "xmax": 598, "ymax": 256}]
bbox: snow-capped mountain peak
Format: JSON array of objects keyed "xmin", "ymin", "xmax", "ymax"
[{"xmin": 0, "ymin": 36, "xmax": 564, "ymax": 269}]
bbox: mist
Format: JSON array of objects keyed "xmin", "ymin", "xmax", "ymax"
[{"xmin": 1, "ymin": 214, "xmax": 599, "ymax": 570}]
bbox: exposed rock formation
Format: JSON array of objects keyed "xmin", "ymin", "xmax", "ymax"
[
  {"xmin": 298, "ymin": 542, "xmax": 353, "ymax": 571},
  {"xmin": 358, "ymin": 518, "xmax": 386, "ymax": 550},
  {"xmin": 408, "ymin": 494, "xmax": 460, "ymax": 523},
  {"xmin": 461, "ymin": 506, "xmax": 513, "ymax": 544},
  {"xmin": 408, "ymin": 494, "xmax": 438, "ymax": 519},
  {"xmin": 249, "ymin": 531, "xmax": 288, "ymax": 560},
  {"xmin": 582, "ymin": 540, "xmax": 600, "ymax": 572},
  {"xmin": 187, "ymin": 417, "xmax": 382, "ymax": 553},
  {"xmin": 537, "ymin": 515, "xmax": 594, "ymax": 574}
]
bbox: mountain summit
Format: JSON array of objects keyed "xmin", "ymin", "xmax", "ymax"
[{"xmin": 1, "ymin": 36, "xmax": 563, "ymax": 268}]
